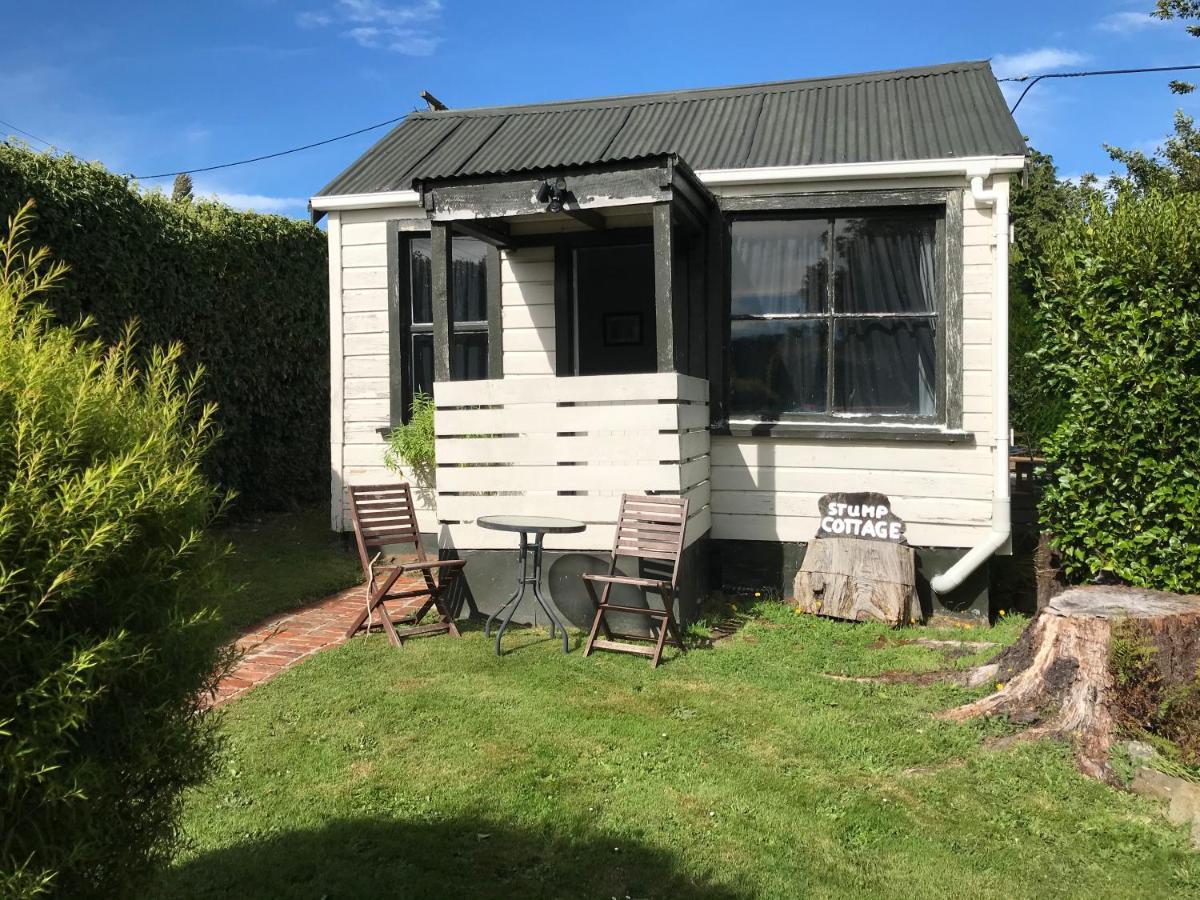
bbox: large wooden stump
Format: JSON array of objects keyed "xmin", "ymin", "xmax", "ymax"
[
  {"xmin": 941, "ymin": 586, "xmax": 1200, "ymax": 781},
  {"xmin": 794, "ymin": 537, "xmax": 916, "ymax": 626}
]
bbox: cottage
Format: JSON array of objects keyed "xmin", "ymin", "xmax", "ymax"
[{"xmin": 311, "ymin": 60, "xmax": 1027, "ymax": 622}]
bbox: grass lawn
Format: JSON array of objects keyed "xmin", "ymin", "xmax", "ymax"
[
  {"xmin": 211, "ymin": 505, "xmax": 361, "ymax": 634},
  {"xmin": 160, "ymin": 594, "xmax": 1199, "ymax": 898}
]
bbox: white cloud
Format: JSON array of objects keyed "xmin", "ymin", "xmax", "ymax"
[
  {"xmin": 192, "ymin": 183, "xmax": 307, "ymax": 215},
  {"xmin": 992, "ymin": 48, "xmax": 1088, "ymax": 80},
  {"xmin": 297, "ymin": 0, "xmax": 442, "ymax": 55},
  {"xmin": 1095, "ymin": 11, "xmax": 1167, "ymax": 33}
]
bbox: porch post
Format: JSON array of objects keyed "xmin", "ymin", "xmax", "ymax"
[
  {"xmin": 652, "ymin": 201, "xmax": 676, "ymax": 373},
  {"xmin": 431, "ymin": 221, "xmax": 452, "ymax": 383}
]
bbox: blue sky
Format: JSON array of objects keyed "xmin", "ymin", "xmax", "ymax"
[{"xmin": 3, "ymin": 0, "xmax": 1197, "ymax": 219}]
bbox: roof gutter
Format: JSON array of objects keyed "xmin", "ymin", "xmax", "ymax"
[
  {"xmin": 929, "ymin": 166, "xmax": 1012, "ymax": 596},
  {"xmin": 307, "ymin": 155, "xmax": 1028, "ymax": 217}
]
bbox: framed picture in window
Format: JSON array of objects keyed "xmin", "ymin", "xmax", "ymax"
[{"xmin": 603, "ymin": 312, "xmax": 643, "ymax": 347}]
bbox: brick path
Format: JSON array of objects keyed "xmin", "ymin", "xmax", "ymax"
[{"xmin": 210, "ymin": 573, "xmax": 426, "ymax": 707}]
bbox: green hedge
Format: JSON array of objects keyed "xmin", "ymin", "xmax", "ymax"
[
  {"xmin": 0, "ymin": 146, "xmax": 328, "ymax": 512},
  {"xmin": 1034, "ymin": 191, "xmax": 1200, "ymax": 592}
]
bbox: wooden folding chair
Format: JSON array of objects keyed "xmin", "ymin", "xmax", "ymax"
[
  {"xmin": 343, "ymin": 483, "xmax": 466, "ymax": 647},
  {"xmin": 582, "ymin": 494, "xmax": 690, "ymax": 668}
]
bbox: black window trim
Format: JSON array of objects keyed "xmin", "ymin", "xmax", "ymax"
[
  {"xmin": 386, "ymin": 222, "xmax": 502, "ymax": 426},
  {"xmin": 716, "ymin": 188, "xmax": 966, "ymax": 441}
]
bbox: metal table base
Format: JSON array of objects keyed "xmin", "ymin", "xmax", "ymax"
[{"xmin": 484, "ymin": 531, "xmax": 569, "ymax": 655}]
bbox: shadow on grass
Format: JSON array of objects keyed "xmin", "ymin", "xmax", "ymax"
[{"xmin": 159, "ymin": 813, "xmax": 746, "ymax": 900}]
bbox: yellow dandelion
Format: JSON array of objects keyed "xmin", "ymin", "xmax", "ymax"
[
  {"xmin": 995, "ymin": 682, "xmax": 1005, "ymax": 692},
  {"xmin": 999, "ymin": 609, "xmax": 1007, "ymax": 617},
  {"xmin": 754, "ymin": 591, "xmax": 761, "ymax": 598}
]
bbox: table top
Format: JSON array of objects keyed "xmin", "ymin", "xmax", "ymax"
[{"xmin": 477, "ymin": 515, "xmax": 587, "ymax": 535}]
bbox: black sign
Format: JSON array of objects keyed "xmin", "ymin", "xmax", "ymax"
[{"xmin": 815, "ymin": 492, "xmax": 907, "ymax": 543}]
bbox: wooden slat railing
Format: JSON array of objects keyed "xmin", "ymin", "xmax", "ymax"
[{"xmin": 434, "ymin": 373, "xmax": 711, "ymax": 550}]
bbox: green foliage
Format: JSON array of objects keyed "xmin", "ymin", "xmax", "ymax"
[
  {"xmin": 0, "ymin": 203, "xmax": 235, "ymax": 897},
  {"xmin": 383, "ymin": 392, "xmax": 435, "ymax": 485},
  {"xmin": 1034, "ymin": 190, "xmax": 1200, "ymax": 592},
  {"xmin": 1105, "ymin": 3, "xmax": 1200, "ymax": 191},
  {"xmin": 0, "ymin": 145, "xmax": 329, "ymax": 513},
  {"xmin": 1007, "ymin": 146, "xmax": 1080, "ymax": 446}
]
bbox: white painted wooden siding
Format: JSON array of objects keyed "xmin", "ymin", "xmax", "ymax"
[
  {"xmin": 329, "ymin": 206, "xmax": 436, "ymax": 532},
  {"xmin": 328, "ymin": 177, "xmax": 1006, "ymax": 549},
  {"xmin": 434, "ymin": 374, "xmax": 711, "ymax": 550},
  {"xmin": 706, "ymin": 179, "xmax": 1005, "ymax": 548}
]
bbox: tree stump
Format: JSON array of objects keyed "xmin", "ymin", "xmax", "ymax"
[
  {"xmin": 940, "ymin": 585, "xmax": 1200, "ymax": 782},
  {"xmin": 794, "ymin": 537, "xmax": 916, "ymax": 627}
]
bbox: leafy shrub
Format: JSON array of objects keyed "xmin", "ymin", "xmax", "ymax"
[
  {"xmin": 384, "ymin": 391, "xmax": 436, "ymax": 485},
  {"xmin": 1034, "ymin": 191, "xmax": 1200, "ymax": 592},
  {"xmin": 0, "ymin": 145, "xmax": 328, "ymax": 513},
  {"xmin": 0, "ymin": 203, "xmax": 233, "ymax": 897}
]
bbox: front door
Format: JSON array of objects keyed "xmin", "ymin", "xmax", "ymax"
[{"xmin": 572, "ymin": 242, "xmax": 656, "ymax": 376}]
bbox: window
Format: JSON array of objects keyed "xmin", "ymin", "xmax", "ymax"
[
  {"xmin": 393, "ymin": 234, "xmax": 492, "ymax": 421},
  {"xmin": 729, "ymin": 211, "xmax": 940, "ymax": 423}
]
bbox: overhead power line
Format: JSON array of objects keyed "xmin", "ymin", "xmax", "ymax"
[
  {"xmin": 127, "ymin": 113, "xmax": 409, "ymax": 180},
  {"xmin": 999, "ymin": 64, "xmax": 1200, "ymax": 113},
  {"xmin": 0, "ymin": 118, "xmax": 54, "ymax": 148}
]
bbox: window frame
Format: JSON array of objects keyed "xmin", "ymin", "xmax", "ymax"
[
  {"xmin": 719, "ymin": 188, "xmax": 965, "ymax": 440},
  {"xmin": 386, "ymin": 223, "xmax": 502, "ymax": 425}
]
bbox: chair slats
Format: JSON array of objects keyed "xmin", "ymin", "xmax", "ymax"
[
  {"xmin": 583, "ymin": 493, "xmax": 689, "ymax": 668},
  {"xmin": 344, "ymin": 482, "xmax": 466, "ymax": 648}
]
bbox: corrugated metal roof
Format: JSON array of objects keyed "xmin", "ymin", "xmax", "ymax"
[{"xmin": 315, "ymin": 60, "xmax": 1025, "ymax": 197}]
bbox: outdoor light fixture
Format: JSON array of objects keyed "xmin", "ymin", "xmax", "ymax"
[{"xmin": 537, "ymin": 176, "xmax": 568, "ymax": 213}]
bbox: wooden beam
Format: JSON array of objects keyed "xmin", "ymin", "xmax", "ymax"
[
  {"xmin": 431, "ymin": 221, "xmax": 452, "ymax": 383},
  {"xmin": 450, "ymin": 218, "xmax": 516, "ymax": 249},
  {"xmin": 562, "ymin": 207, "xmax": 605, "ymax": 231},
  {"xmin": 652, "ymin": 202, "xmax": 676, "ymax": 374},
  {"xmin": 486, "ymin": 246, "xmax": 503, "ymax": 379}
]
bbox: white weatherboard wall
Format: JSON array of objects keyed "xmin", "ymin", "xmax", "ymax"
[
  {"xmin": 329, "ymin": 175, "xmax": 1007, "ymax": 550},
  {"xmin": 328, "ymin": 205, "xmax": 437, "ymax": 532},
  {"xmin": 707, "ymin": 177, "xmax": 1006, "ymax": 549}
]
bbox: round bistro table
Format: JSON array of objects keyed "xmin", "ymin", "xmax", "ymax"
[{"xmin": 478, "ymin": 515, "xmax": 586, "ymax": 656}]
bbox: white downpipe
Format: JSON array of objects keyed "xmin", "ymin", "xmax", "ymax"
[{"xmin": 929, "ymin": 170, "xmax": 1012, "ymax": 595}]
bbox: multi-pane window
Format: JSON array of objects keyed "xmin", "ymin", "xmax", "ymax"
[
  {"xmin": 729, "ymin": 211, "xmax": 939, "ymax": 421},
  {"xmin": 399, "ymin": 235, "xmax": 489, "ymax": 417}
]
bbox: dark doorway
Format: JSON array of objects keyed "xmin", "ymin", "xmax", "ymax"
[{"xmin": 573, "ymin": 242, "xmax": 656, "ymax": 375}]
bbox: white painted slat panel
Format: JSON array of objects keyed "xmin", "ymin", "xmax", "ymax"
[
  {"xmin": 436, "ymin": 402, "xmax": 683, "ymax": 434},
  {"xmin": 343, "ymin": 311, "xmax": 388, "ymax": 334},
  {"xmin": 437, "ymin": 463, "xmax": 684, "ymax": 493},
  {"xmin": 343, "ymin": 443, "xmax": 387, "ymax": 466},
  {"xmin": 501, "ymin": 258, "xmax": 554, "ymax": 283},
  {"xmin": 342, "ymin": 244, "xmax": 386, "ymax": 268},
  {"xmin": 343, "ymin": 267, "xmax": 387, "ymax": 290},
  {"xmin": 709, "ymin": 438, "xmax": 993, "ymax": 475},
  {"xmin": 961, "ymin": 411, "xmax": 991, "ymax": 437},
  {"xmin": 344, "ymin": 422, "xmax": 388, "ymax": 442},
  {"xmin": 963, "ymin": 345, "xmax": 991, "ymax": 371},
  {"xmin": 710, "ymin": 464, "xmax": 992, "ymax": 500},
  {"xmin": 962, "ymin": 242, "xmax": 993, "ymax": 267},
  {"xmin": 711, "ymin": 513, "xmax": 988, "ymax": 548},
  {"xmin": 963, "ymin": 371, "xmax": 991, "ymax": 398},
  {"xmin": 345, "ymin": 332, "xmax": 389, "ymax": 356},
  {"xmin": 344, "ymin": 398, "xmax": 389, "ymax": 422},
  {"xmin": 345, "ymin": 355, "xmax": 389, "ymax": 378},
  {"xmin": 502, "ymin": 281, "xmax": 554, "ymax": 306},
  {"xmin": 963, "ymin": 319, "xmax": 991, "ymax": 344},
  {"xmin": 963, "ymin": 292, "xmax": 992, "ymax": 320},
  {"xmin": 503, "ymin": 328, "xmax": 554, "ymax": 352},
  {"xmin": 340, "ymin": 221, "xmax": 388, "ymax": 246},
  {"xmin": 711, "ymin": 489, "xmax": 991, "ymax": 525},
  {"xmin": 436, "ymin": 374, "xmax": 707, "ymax": 406},
  {"xmin": 344, "ymin": 377, "xmax": 389, "ymax": 400},
  {"xmin": 503, "ymin": 352, "xmax": 556, "ymax": 374},
  {"xmin": 962, "ymin": 264, "xmax": 991, "ymax": 294},
  {"xmin": 340, "ymin": 207, "xmax": 424, "ymax": 226},
  {"xmin": 439, "ymin": 432, "xmax": 688, "ymax": 464},
  {"xmin": 502, "ymin": 304, "xmax": 556, "ymax": 330},
  {"xmin": 683, "ymin": 506, "xmax": 711, "ymax": 548},
  {"xmin": 343, "ymin": 289, "xmax": 388, "ymax": 312}
]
